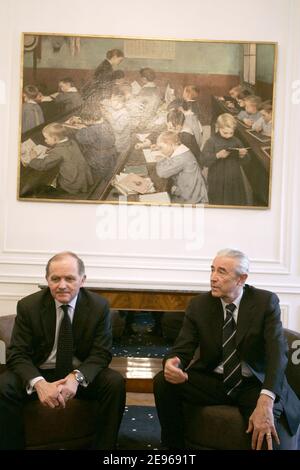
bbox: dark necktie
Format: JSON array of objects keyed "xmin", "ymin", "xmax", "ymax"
[
  {"xmin": 55, "ymin": 304, "xmax": 73, "ymax": 379},
  {"xmin": 222, "ymin": 303, "xmax": 242, "ymax": 397}
]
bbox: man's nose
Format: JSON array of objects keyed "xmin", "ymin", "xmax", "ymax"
[{"xmin": 58, "ymin": 279, "xmax": 67, "ymax": 289}]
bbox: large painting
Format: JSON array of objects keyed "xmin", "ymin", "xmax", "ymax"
[{"xmin": 18, "ymin": 34, "xmax": 276, "ymax": 208}]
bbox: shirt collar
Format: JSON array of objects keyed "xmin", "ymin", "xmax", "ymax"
[
  {"xmin": 66, "ymin": 87, "xmax": 78, "ymax": 93},
  {"xmin": 221, "ymin": 289, "xmax": 244, "ymax": 310},
  {"xmin": 181, "ymin": 124, "xmax": 193, "ymax": 134},
  {"xmin": 55, "ymin": 294, "xmax": 78, "ymax": 311},
  {"xmin": 57, "ymin": 137, "xmax": 69, "ymax": 144},
  {"xmin": 171, "ymin": 143, "xmax": 189, "ymax": 157}
]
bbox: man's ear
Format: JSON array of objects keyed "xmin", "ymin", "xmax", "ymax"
[
  {"xmin": 80, "ymin": 275, "xmax": 87, "ymax": 286},
  {"xmin": 239, "ymin": 273, "xmax": 248, "ymax": 286}
]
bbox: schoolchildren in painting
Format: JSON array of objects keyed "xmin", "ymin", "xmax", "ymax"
[
  {"xmin": 166, "ymin": 109, "xmax": 202, "ymax": 167},
  {"xmin": 53, "ymin": 78, "xmax": 83, "ymax": 114},
  {"xmin": 219, "ymin": 84, "xmax": 243, "ymax": 101},
  {"xmin": 138, "ymin": 68, "xmax": 161, "ymax": 100},
  {"xmin": 156, "ymin": 131, "xmax": 208, "ymax": 204},
  {"xmin": 235, "ymin": 89, "xmax": 252, "ymax": 112},
  {"xmin": 75, "ymin": 106, "xmax": 118, "ymax": 180},
  {"xmin": 219, "ymin": 85, "xmax": 252, "ymax": 112},
  {"xmin": 112, "ymin": 70, "xmax": 128, "ymax": 87},
  {"xmin": 22, "ymin": 85, "xmax": 44, "ymax": 133},
  {"xmin": 251, "ymin": 101, "xmax": 272, "ymax": 137},
  {"xmin": 134, "ymin": 109, "xmax": 202, "ymax": 167},
  {"xmin": 168, "ymin": 85, "xmax": 203, "ymax": 149},
  {"xmin": 29, "ymin": 123, "xmax": 93, "ymax": 194},
  {"xmin": 237, "ymin": 95, "xmax": 262, "ymax": 126},
  {"xmin": 137, "ymin": 67, "xmax": 162, "ymax": 124},
  {"xmin": 202, "ymin": 113, "xmax": 252, "ymax": 206},
  {"xmin": 35, "ymin": 88, "xmax": 58, "ymax": 123},
  {"xmin": 105, "ymin": 87, "xmax": 132, "ymax": 154}
]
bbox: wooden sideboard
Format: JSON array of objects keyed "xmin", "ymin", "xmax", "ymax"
[{"xmin": 88, "ymin": 287, "xmax": 199, "ymax": 312}]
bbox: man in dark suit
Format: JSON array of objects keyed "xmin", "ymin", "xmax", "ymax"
[
  {"xmin": 0, "ymin": 251, "xmax": 126, "ymax": 449},
  {"xmin": 154, "ymin": 248, "xmax": 300, "ymax": 450}
]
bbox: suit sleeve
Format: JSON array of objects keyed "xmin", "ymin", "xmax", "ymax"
[
  {"xmin": 77, "ymin": 299, "xmax": 112, "ymax": 383},
  {"xmin": 156, "ymin": 155, "xmax": 186, "ymax": 179},
  {"xmin": 29, "ymin": 148, "xmax": 62, "ymax": 171},
  {"xmin": 6, "ymin": 301, "xmax": 42, "ymax": 386},
  {"xmin": 262, "ymin": 292, "xmax": 288, "ymax": 397}
]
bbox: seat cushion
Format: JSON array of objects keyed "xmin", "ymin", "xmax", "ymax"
[
  {"xmin": 24, "ymin": 398, "xmax": 99, "ymax": 449},
  {"xmin": 184, "ymin": 404, "xmax": 251, "ymax": 449}
]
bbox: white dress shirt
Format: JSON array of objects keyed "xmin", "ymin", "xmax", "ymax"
[{"xmin": 214, "ymin": 291, "xmax": 275, "ymax": 401}]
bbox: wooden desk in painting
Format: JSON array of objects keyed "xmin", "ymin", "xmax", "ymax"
[
  {"xmin": 211, "ymin": 96, "xmax": 271, "ymax": 207},
  {"xmin": 90, "ymin": 144, "xmax": 169, "ymax": 204}
]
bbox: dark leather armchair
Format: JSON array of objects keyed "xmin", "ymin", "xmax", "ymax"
[{"xmin": 183, "ymin": 328, "xmax": 300, "ymax": 449}]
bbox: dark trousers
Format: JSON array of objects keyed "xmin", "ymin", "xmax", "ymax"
[
  {"xmin": 153, "ymin": 369, "xmax": 292, "ymax": 449},
  {"xmin": 0, "ymin": 367, "xmax": 126, "ymax": 450}
]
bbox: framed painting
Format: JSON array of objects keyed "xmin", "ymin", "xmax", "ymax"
[{"xmin": 18, "ymin": 33, "xmax": 277, "ymax": 208}]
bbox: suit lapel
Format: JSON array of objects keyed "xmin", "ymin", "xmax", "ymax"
[
  {"xmin": 40, "ymin": 289, "xmax": 57, "ymax": 348},
  {"xmin": 72, "ymin": 289, "xmax": 89, "ymax": 346},
  {"xmin": 210, "ymin": 297, "xmax": 224, "ymax": 351},
  {"xmin": 236, "ymin": 288, "xmax": 255, "ymax": 345}
]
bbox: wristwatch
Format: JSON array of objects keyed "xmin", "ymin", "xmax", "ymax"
[{"xmin": 72, "ymin": 370, "xmax": 86, "ymax": 386}]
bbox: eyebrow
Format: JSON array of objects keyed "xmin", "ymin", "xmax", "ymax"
[{"xmin": 211, "ymin": 265, "xmax": 228, "ymax": 273}]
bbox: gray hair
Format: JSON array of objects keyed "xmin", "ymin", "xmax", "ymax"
[
  {"xmin": 216, "ymin": 248, "xmax": 249, "ymax": 275},
  {"xmin": 46, "ymin": 251, "xmax": 85, "ymax": 277}
]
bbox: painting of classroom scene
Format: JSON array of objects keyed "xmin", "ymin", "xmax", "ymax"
[{"xmin": 19, "ymin": 34, "xmax": 276, "ymax": 208}]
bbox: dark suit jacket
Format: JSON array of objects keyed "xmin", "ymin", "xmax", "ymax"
[
  {"xmin": 7, "ymin": 287, "xmax": 112, "ymax": 387},
  {"xmin": 94, "ymin": 59, "xmax": 113, "ymax": 83},
  {"xmin": 166, "ymin": 285, "xmax": 300, "ymax": 434}
]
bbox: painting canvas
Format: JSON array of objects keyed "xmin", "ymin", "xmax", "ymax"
[{"xmin": 18, "ymin": 33, "xmax": 276, "ymax": 208}]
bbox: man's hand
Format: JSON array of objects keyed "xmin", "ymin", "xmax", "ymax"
[
  {"xmin": 164, "ymin": 357, "xmax": 188, "ymax": 384},
  {"xmin": 246, "ymin": 394, "xmax": 280, "ymax": 450},
  {"xmin": 34, "ymin": 378, "xmax": 66, "ymax": 409},
  {"xmin": 56, "ymin": 373, "xmax": 79, "ymax": 402}
]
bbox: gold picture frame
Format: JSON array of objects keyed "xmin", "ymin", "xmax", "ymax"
[{"xmin": 18, "ymin": 33, "xmax": 277, "ymax": 208}]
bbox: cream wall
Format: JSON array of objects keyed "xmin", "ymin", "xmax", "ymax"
[{"xmin": 0, "ymin": 0, "xmax": 299, "ymax": 330}]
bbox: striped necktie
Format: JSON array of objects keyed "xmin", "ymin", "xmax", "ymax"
[
  {"xmin": 222, "ymin": 303, "xmax": 242, "ymax": 397},
  {"xmin": 55, "ymin": 304, "xmax": 73, "ymax": 379}
]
